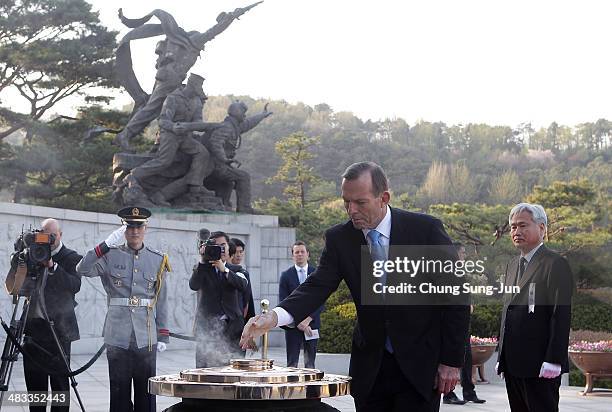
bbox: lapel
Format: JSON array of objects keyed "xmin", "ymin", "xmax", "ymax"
[{"xmin": 517, "ymin": 245, "xmax": 546, "ymax": 291}]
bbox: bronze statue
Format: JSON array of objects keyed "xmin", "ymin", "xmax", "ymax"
[
  {"xmin": 125, "ymin": 73, "xmax": 214, "ymax": 207},
  {"xmin": 114, "ymin": 3, "xmax": 263, "ymax": 152},
  {"xmin": 203, "ymin": 101, "xmax": 272, "ymax": 213}
]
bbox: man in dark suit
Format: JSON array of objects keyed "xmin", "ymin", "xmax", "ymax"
[
  {"xmin": 240, "ymin": 161, "xmax": 470, "ymax": 412},
  {"xmin": 5, "ymin": 218, "xmax": 81, "ymax": 412},
  {"xmin": 279, "ymin": 241, "xmax": 323, "ymax": 368},
  {"xmin": 190, "ymin": 231, "xmax": 249, "ymax": 367},
  {"xmin": 496, "ymin": 203, "xmax": 574, "ymax": 412},
  {"xmin": 229, "ymin": 238, "xmax": 255, "ymax": 323}
]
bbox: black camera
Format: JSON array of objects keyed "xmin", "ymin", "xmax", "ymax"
[
  {"xmin": 201, "ymin": 238, "xmax": 224, "ymax": 261},
  {"xmin": 14, "ymin": 230, "xmax": 56, "ymax": 269}
]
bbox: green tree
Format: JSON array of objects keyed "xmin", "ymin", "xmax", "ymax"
[
  {"xmin": 0, "ymin": 0, "xmax": 117, "ymax": 140},
  {"xmin": 0, "ymin": 106, "xmax": 127, "ymax": 211},
  {"xmin": 267, "ymin": 131, "xmax": 321, "ymax": 209}
]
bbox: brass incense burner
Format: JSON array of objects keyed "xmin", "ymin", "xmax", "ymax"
[{"xmin": 150, "ymin": 300, "xmax": 351, "ymax": 411}]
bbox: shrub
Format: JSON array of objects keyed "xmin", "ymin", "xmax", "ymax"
[
  {"xmin": 470, "ymin": 303, "xmax": 503, "ymax": 338},
  {"xmin": 318, "ymin": 302, "xmax": 356, "ymax": 353}
]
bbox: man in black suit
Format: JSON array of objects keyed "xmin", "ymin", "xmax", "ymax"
[
  {"xmin": 189, "ymin": 231, "xmax": 249, "ymax": 367},
  {"xmin": 496, "ymin": 203, "xmax": 574, "ymax": 412},
  {"xmin": 6, "ymin": 218, "xmax": 81, "ymax": 412},
  {"xmin": 240, "ymin": 161, "xmax": 470, "ymax": 412},
  {"xmin": 229, "ymin": 238, "xmax": 255, "ymax": 323},
  {"xmin": 279, "ymin": 241, "xmax": 323, "ymax": 368}
]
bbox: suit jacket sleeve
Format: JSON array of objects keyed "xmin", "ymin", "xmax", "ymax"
[
  {"xmin": 544, "ymin": 256, "xmax": 574, "ymax": 364},
  {"xmin": 189, "ymin": 263, "xmax": 205, "ymax": 291},
  {"xmin": 226, "ymin": 268, "xmax": 248, "ymax": 292},
  {"xmin": 278, "ymin": 271, "xmax": 290, "ymax": 302},
  {"xmin": 278, "ymin": 230, "xmax": 342, "ymax": 324},
  {"xmin": 430, "ymin": 218, "xmax": 471, "ymax": 367},
  {"xmin": 47, "ymin": 249, "xmax": 82, "ymax": 295}
]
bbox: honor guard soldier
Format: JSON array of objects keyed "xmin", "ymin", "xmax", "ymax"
[{"xmin": 77, "ymin": 207, "xmax": 171, "ymax": 412}]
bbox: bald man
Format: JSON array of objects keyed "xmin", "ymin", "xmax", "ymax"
[{"xmin": 7, "ymin": 219, "xmax": 82, "ymax": 412}]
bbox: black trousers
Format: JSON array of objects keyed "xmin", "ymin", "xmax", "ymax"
[
  {"xmin": 355, "ymin": 351, "xmax": 440, "ymax": 412},
  {"xmin": 106, "ymin": 344, "xmax": 156, "ymax": 412},
  {"xmin": 23, "ymin": 337, "xmax": 71, "ymax": 412},
  {"xmin": 505, "ymin": 373, "xmax": 561, "ymax": 412},
  {"xmin": 285, "ymin": 329, "xmax": 317, "ymax": 368}
]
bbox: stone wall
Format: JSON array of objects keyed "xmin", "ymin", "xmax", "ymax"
[{"xmin": 0, "ymin": 202, "xmax": 294, "ymax": 354}]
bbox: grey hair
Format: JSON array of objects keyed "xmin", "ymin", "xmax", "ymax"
[
  {"xmin": 508, "ymin": 203, "xmax": 548, "ymax": 227},
  {"xmin": 341, "ymin": 161, "xmax": 389, "ymax": 196}
]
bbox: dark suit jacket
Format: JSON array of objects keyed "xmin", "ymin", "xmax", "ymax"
[
  {"xmin": 279, "ymin": 265, "xmax": 323, "ymax": 329},
  {"xmin": 189, "ymin": 262, "xmax": 249, "ymax": 340},
  {"xmin": 24, "ymin": 245, "xmax": 82, "ymax": 343},
  {"xmin": 497, "ymin": 245, "xmax": 574, "ymax": 377},
  {"xmin": 238, "ymin": 267, "xmax": 256, "ymax": 323},
  {"xmin": 278, "ymin": 207, "xmax": 470, "ymax": 402}
]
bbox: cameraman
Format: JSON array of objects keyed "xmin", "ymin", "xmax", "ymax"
[
  {"xmin": 189, "ymin": 231, "xmax": 248, "ymax": 367},
  {"xmin": 6, "ymin": 218, "xmax": 81, "ymax": 412}
]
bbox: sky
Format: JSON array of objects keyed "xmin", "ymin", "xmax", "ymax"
[{"xmin": 13, "ymin": 0, "xmax": 612, "ymax": 128}]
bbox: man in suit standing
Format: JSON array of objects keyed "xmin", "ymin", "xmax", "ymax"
[
  {"xmin": 496, "ymin": 203, "xmax": 574, "ymax": 412},
  {"xmin": 279, "ymin": 241, "xmax": 323, "ymax": 368},
  {"xmin": 6, "ymin": 218, "xmax": 81, "ymax": 412},
  {"xmin": 229, "ymin": 238, "xmax": 255, "ymax": 323},
  {"xmin": 189, "ymin": 231, "xmax": 249, "ymax": 367},
  {"xmin": 240, "ymin": 161, "xmax": 470, "ymax": 412}
]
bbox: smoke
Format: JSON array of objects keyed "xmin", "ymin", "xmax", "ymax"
[{"xmin": 194, "ymin": 314, "xmax": 245, "ymax": 368}]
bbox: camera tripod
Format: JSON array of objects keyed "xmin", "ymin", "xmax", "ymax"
[{"xmin": 0, "ymin": 265, "xmax": 85, "ymax": 411}]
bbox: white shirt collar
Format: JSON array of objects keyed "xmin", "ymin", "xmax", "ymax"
[
  {"xmin": 362, "ymin": 205, "xmax": 392, "ymax": 240},
  {"xmin": 521, "ymin": 242, "xmax": 543, "ymax": 263},
  {"xmin": 294, "ymin": 264, "xmax": 308, "ymax": 273},
  {"xmin": 51, "ymin": 241, "xmax": 63, "ymax": 257}
]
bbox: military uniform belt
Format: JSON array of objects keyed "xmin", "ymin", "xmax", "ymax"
[{"xmin": 109, "ymin": 297, "xmax": 153, "ymax": 307}]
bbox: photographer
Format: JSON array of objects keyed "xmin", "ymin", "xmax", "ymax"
[
  {"xmin": 189, "ymin": 231, "xmax": 248, "ymax": 367},
  {"xmin": 5, "ymin": 218, "xmax": 81, "ymax": 412}
]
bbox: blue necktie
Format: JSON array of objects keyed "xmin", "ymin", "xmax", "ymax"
[{"xmin": 367, "ymin": 230, "xmax": 394, "ymax": 353}]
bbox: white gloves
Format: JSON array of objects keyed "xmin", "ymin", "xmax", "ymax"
[
  {"xmin": 157, "ymin": 342, "xmax": 167, "ymax": 353},
  {"xmin": 539, "ymin": 362, "xmax": 561, "ymax": 379},
  {"xmin": 104, "ymin": 226, "xmax": 126, "ymax": 247}
]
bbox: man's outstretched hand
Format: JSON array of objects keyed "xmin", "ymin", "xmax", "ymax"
[{"xmin": 240, "ymin": 311, "xmax": 278, "ymax": 350}]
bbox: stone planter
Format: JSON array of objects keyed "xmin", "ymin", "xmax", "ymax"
[
  {"xmin": 471, "ymin": 344, "xmax": 496, "ymax": 383},
  {"xmin": 569, "ymin": 351, "xmax": 612, "ymax": 395}
]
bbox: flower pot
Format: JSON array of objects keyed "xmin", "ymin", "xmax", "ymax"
[
  {"xmin": 470, "ymin": 344, "xmax": 496, "ymax": 383},
  {"xmin": 569, "ymin": 351, "xmax": 612, "ymax": 395}
]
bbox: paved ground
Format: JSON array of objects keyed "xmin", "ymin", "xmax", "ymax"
[{"xmin": 1, "ymin": 347, "xmax": 610, "ymax": 411}]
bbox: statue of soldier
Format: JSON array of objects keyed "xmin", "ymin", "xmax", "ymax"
[
  {"xmin": 114, "ymin": 3, "xmax": 262, "ymax": 151},
  {"xmin": 77, "ymin": 207, "xmax": 171, "ymax": 412},
  {"xmin": 126, "ymin": 73, "xmax": 212, "ymax": 207},
  {"xmin": 204, "ymin": 101, "xmax": 272, "ymax": 213}
]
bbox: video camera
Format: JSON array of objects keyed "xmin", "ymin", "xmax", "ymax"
[
  {"xmin": 197, "ymin": 228, "xmax": 224, "ymax": 261},
  {"xmin": 6, "ymin": 229, "xmax": 55, "ymax": 298},
  {"xmin": 13, "ymin": 229, "xmax": 55, "ymax": 273}
]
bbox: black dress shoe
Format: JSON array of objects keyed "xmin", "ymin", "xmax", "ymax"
[
  {"xmin": 463, "ymin": 394, "xmax": 486, "ymax": 403},
  {"xmin": 443, "ymin": 392, "xmax": 467, "ymax": 405}
]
